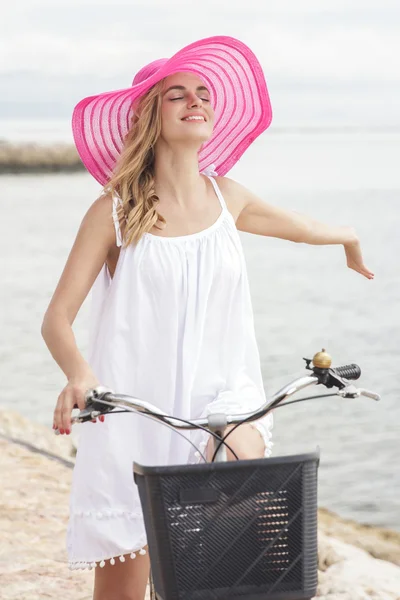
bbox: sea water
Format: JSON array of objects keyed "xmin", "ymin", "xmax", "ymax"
[{"xmin": 0, "ymin": 129, "xmax": 399, "ymax": 529}]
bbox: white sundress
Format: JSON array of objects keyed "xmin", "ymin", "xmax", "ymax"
[{"xmin": 67, "ymin": 168, "xmax": 274, "ymax": 571}]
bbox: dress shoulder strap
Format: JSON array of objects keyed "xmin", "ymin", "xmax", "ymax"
[
  {"xmin": 206, "ymin": 176, "xmax": 228, "ymax": 213},
  {"xmin": 111, "ymin": 192, "xmax": 123, "ymax": 247}
]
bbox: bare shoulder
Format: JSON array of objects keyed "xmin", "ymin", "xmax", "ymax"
[
  {"xmin": 213, "ymin": 176, "xmax": 253, "ymax": 223},
  {"xmin": 80, "ymin": 192, "xmax": 117, "ymax": 246},
  {"xmin": 83, "ymin": 192, "xmax": 113, "ymax": 226}
]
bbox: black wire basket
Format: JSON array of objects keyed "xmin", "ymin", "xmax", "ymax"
[{"xmin": 134, "ymin": 449, "xmax": 320, "ymax": 600}]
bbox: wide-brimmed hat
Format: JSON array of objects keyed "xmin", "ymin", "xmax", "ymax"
[{"xmin": 72, "ymin": 35, "xmax": 272, "ymax": 186}]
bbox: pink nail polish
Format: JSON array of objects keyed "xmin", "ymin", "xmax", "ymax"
[
  {"xmin": 66, "ymin": 429, "xmax": 71, "ymax": 435},
  {"xmin": 59, "ymin": 429, "xmax": 65, "ymax": 434},
  {"xmin": 99, "ymin": 415, "xmax": 105, "ymax": 423}
]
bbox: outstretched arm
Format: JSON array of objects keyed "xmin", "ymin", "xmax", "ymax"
[{"xmin": 218, "ymin": 177, "xmax": 374, "ymax": 281}]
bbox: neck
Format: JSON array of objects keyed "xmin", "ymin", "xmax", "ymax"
[{"xmin": 153, "ymin": 143, "xmax": 205, "ymax": 208}]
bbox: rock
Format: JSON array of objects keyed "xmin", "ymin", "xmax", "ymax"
[
  {"xmin": 0, "ymin": 142, "xmax": 84, "ymax": 174},
  {"xmin": 318, "ymin": 531, "xmax": 343, "ymax": 571},
  {"xmin": 0, "ymin": 408, "xmax": 76, "ymax": 462},
  {"xmin": 0, "ymin": 436, "xmax": 151, "ymax": 600},
  {"xmin": 1, "ymin": 409, "xmax": 399, "ymax": 600},
  {"xmin": 318, "ymin": 506, "xmax": 400, "ymax": 567},
  {"xmin": 317, "ymin": 533, "xmax": 400, "ymax": 599}
]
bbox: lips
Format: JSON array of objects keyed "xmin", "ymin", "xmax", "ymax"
[{"xmin": 181, "ymin": 113, "xmax": 206, "ymax": 121}]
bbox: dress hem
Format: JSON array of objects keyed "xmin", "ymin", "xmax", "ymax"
[{"xmin": 68, "ymin": 545, "xmax": 148, "ymax": 571}]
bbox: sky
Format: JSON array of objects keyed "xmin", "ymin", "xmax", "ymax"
[{"xmin": 2, "ymin": 0, "xmax": 400, "ymax": 130}]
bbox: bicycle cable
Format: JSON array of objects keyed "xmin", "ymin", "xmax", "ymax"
[
  {"xmin": 210, "ymin": 392, "xmax": 338, "ymax": 462},
  {"xmin": 82, "ymin": 406, "xmax": 240, "ymax": 462},
  {"xmin": 84, "ymin": 393, "xmax": 337, "ymax": 464},
  {"xmin": 272, "ymin": 392, "xmax": 338, "ymax": 408},
  {"xmin": 155, "ymin": 413, "xmax": 240, "ymax": 461}
]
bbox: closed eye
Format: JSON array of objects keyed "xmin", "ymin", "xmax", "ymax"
[{"xmin": 169, "ymin": 97, "xmax": 210, "ymax": 102}]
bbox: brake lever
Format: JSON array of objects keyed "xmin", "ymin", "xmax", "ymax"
[
  {"xmin": 74, "ymin": 408, "xmax": 104, "ymax": 422},
  {"xmin": 358, "ymin": 388, "xmax": 381, "ymax": 401},
  {"xmin": 337, "ymin": 384, "xmax": 381, "ymax": 401},
  {"xmin": 54, "ymin": 386, "xmax": 115, "ymax": 435},
  {"xmin": 84, "ymin": 385, "xmax": 115, "ymax": 412},
  {"xmin": 53, "ymin": 409, "xmax": 104, "ymax": 434}
]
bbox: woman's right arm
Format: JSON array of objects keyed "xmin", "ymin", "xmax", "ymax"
[{"xmin": 41, "ymin": 193, "xmax": 116, "ymax": 433}]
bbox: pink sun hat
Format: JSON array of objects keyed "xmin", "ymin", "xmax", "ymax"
[{"xmin": 72, "ymin": 35, "xmax": 272, "ymax": 186}]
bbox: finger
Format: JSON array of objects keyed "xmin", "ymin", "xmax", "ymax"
[
  {"xmin": 89, "ymin": 416, "xmax": 105, "ymax": 424},
  {"xmin": 54, "ymin": 392, "xmax": 65, "ymax": 430},
  {"xmin": 350, "ymin": 264, "xmax": 374, "ymax": 279},
  {"xmin": 61, "ymin": 388, "xmax": 74, "ymax": 431},
  {"xmin": 359, "ymin": 266, "xmax": 374, "ymax": 278}
]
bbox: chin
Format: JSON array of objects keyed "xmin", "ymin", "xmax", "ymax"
[
  {"xmin": 189, "ymin": 132, "xmax": 212, "ymax": 144},
  {"xmin": 162, "ymin": 124, "xmax": 213, "ymax": 146},
  {"xmin": 185, "ymin": 127, "xmax": 213, "ymax": 144},
  {"xmin": 170, "ymin": 133, "xmax": 213, "ymax": 147}
]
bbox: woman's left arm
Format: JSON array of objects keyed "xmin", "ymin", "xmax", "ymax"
[{"xmin": 221, "ymin": 177, "xmax": 374, "ymax": 280}]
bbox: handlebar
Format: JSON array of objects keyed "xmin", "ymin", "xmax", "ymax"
[
  {"xmin": 334, "ymin": 364, "xmax": 362, "ymax": 380},
  {"xmin": 77, "ymin": 374, "xmax": 319, "ymax": 430},
  {"xmin": 60, "ymin": 352, "xmax": 380, "ymax": 433}
]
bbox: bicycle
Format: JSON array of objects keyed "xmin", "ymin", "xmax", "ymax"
[{"xmin": 62, "ymin": 349, "xmax": 380, "ymax": 600}]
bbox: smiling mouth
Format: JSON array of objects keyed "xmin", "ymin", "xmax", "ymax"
[{"xmin": 181, "ymin": 116, "xmax": 206, "ymax": 122}]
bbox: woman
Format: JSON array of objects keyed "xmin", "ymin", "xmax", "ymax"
[{"xmin": 41, "ymin": 36, "xmax": 374, "ymax": 600}]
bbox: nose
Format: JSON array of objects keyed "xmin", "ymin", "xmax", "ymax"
[{"xmin": 186, "ymin": 92, "xmax": 202, "ymax": 108}]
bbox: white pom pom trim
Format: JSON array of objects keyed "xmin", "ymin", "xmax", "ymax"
[{"xmin": 68, "ymin": 545, "xmax": 147, "ymax": 571}]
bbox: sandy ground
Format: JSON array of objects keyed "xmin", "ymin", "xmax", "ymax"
[
  {"xmin": 0, "ymin": 436, "xmax": 150, "ymax": 600},
  {"xmin": 1, "ymin": 409, "xmax": 399, "ymax": 599}
]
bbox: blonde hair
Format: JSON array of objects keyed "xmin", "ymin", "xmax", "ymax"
[{"xmin": 103, "ymin": 79, "xmax": 166, "ymax": 246}]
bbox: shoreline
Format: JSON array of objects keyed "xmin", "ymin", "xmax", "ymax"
[
  {"xmin": 0, "ymin": 141, "xmax": 85, "ymax": 174},
  {"xmin": 1, "ymin": 407, "xmax": 399, "ymax": 543},
  {"xmin": 1, "ymin": 130, "xmax": 400, "ymax": 175},
  {"xmin": 1, "ymin": 407, "xmax": 399, "ymax": 599}
]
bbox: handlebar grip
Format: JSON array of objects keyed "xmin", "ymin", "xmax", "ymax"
[{"xmin": 333, "ymin": 363, "xmax": 361, "ymax": 380}]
